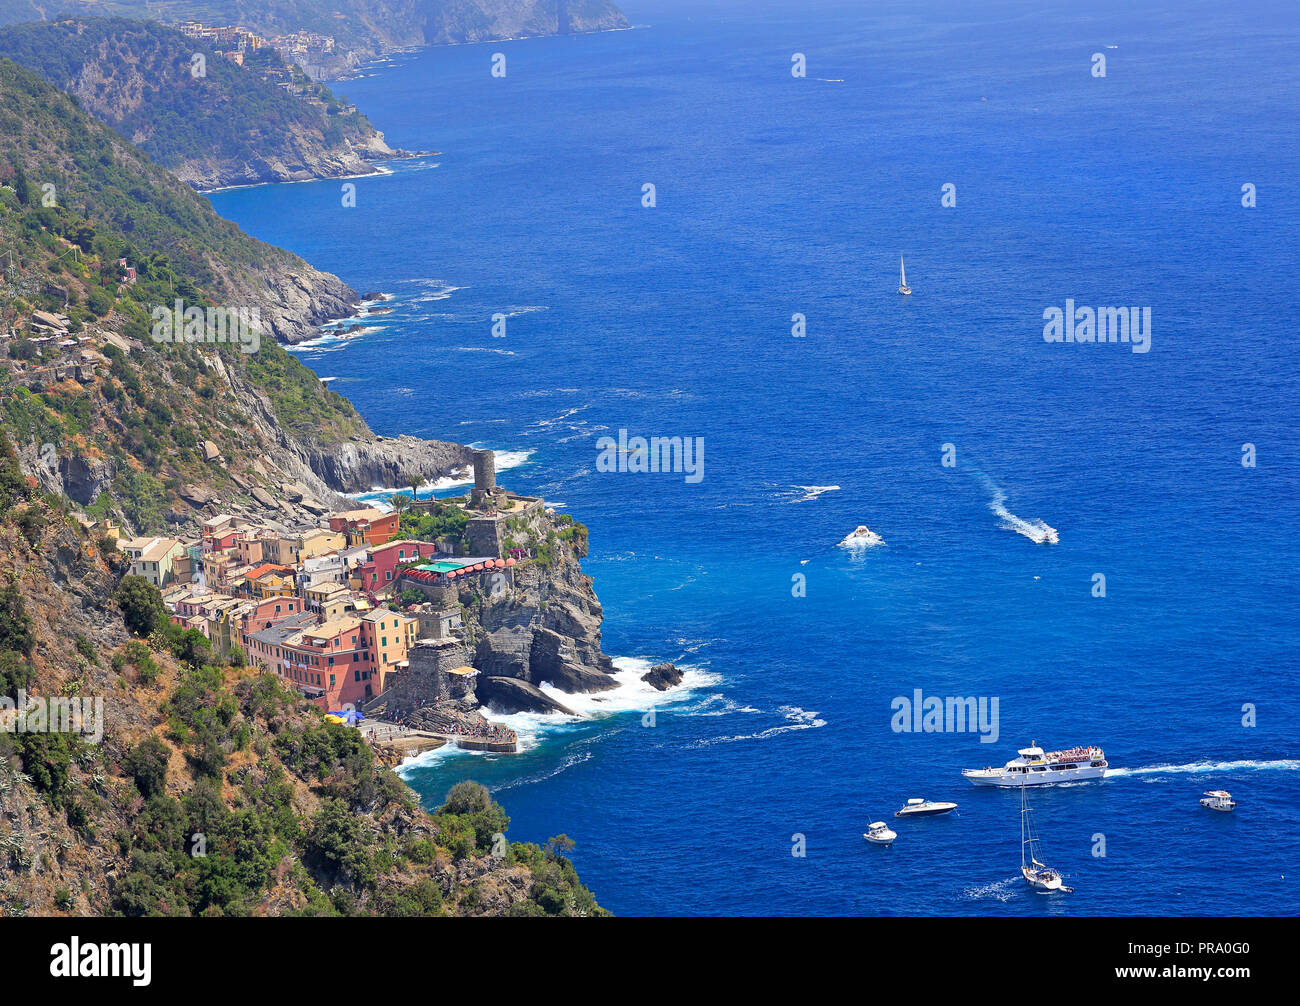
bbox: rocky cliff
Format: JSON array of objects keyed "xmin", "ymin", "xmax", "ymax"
[
  {"xmin": 0, "ymin": 18, "xmax": 406, "ymax": 191},
  {"xmin": 0, "ymin": 3, "xmax": 632, "ymax": 81},
  {"xmin": 0, "ymin": 480, "xmax": 606, "ymax": 915},
  {"xmin": 460, "ymin": 517, "xmax": 618, "ymax": 694},
  {"xmin": 0, "ymin": 58, "xmax": 610, "ymax": 916}
]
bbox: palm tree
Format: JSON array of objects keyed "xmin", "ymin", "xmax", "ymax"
[{"xmin": 389, "ymin": 492, "xmax": 412, "ymax": 526}]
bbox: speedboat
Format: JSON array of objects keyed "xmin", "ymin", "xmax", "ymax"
[
  {"xmin": 863, "ymin": 822, "xmax": 897, "ymax": 845},
  {"xmin": 894, "ymin": 798, "xmax": 957, "ymax": 818},
  {"xmin": 1200, "ymin": 790, "xmax": 1236, "ymax": 812},
  {"xmin": 962, "ymin": 741, "xmax": 1108, "ymax": 787}
]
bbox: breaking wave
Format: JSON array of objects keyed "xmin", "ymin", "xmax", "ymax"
[{"xmin": 686, "ymin": 705, "xmax": 826, "ymax": 747}]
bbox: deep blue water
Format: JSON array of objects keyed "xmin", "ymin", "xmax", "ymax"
[{"xmin": 208, "ymin": 0, "xmax": 1300, "ymax": 916}]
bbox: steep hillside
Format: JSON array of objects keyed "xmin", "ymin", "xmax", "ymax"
[
  {"xmin": 0, "ymin": 455, "xmax": 605, "ymax": 916},
  {"xmin": 0, "ymin": 18, "xmax": 401, "ymax": 190},
  {"xmin": 0, "ymin": 2, "xmax": 631, "ymax": 78},
  {"xmin": 0, "ymin": 58, "xmax": 608, "ymax": 917},
  {"xmin": 0, "ymin": 55, "xmax": 473, "ymax": 522}
]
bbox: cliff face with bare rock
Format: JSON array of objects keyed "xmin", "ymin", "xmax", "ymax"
[
  {"xmin": 0, "ymin": 60, "xmax": 610, "ymax": 916},
  {"xmin": 0, "ymin": 2, "xmax": 632, "ymax": 82},
  {"xmin": 0, "ymin": 18, "xmax": 405, "ymax": 191},
  {"xmin": 465, "ymin": 526, "xmax": 618, "ymax": 694}
]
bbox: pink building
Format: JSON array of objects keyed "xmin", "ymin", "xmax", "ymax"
[
  {"xmin": 356, "ymin": 540, "xmax": 439, "ymax": 594},
  {"xmin": 237, "ymin": 594, "xmax": 305, "ymax": 648}
]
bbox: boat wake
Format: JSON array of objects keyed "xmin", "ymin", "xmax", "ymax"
[
  {"xmin": 789, "ymin": 484, "xmax": 841, "ymax": 503},
  {"xmin": 838, "ymin": 525, "xmax": 885, "ymax": 549},
  {"xmin": 1107, "ymin": 759, "xmax": 1300, "ymax": 778},
  {"xmin": 962, "ymin": 877, "xmax": 1020, "ymax": 903},
  {"xmin": 983, "ymin": 479, "xmax": 1058, "ymax": 544}
]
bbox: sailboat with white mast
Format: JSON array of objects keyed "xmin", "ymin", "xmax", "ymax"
[
  {"xmin": 1020, "ymin": 782, "xmax": 1073, "ymax": 894},
  {"xmin": 897, "ymin": 256, "xmax": 911, "ymax": 295}
]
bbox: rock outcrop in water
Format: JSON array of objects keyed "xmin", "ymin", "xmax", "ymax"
[
  {"xmin": 641, "ymin": 662, "xmax": 683, "ymax": 691},
  {"xmin": 476, "ymin": 675, "xmax": 577, "ymax": 716}
]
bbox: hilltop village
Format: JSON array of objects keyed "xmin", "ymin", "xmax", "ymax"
[{"xmin": 105, "ymin": 451, "xmax": 574, "ymax": 757}]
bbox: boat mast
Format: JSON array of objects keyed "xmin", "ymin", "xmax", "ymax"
[{"xmin": 1020, "ymin": 778, "xmax": 1027, "ymax": 870}]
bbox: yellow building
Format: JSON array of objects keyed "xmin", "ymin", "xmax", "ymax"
[
  {"xmin": 120, "ymin": 536, "xmax": 187, "ymax": 588},
  {"xmin": 268, "ymin": 527, "xmax": 345, "ymax": 566}
]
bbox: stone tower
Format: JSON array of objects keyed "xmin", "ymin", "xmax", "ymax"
[{"xmin": 470, "ymin": 449, "xmax": 497, "ymax": 508}]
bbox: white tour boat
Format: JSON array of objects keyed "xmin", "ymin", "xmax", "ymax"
[
  {"xmin": 1200, "ymin": 790, "xmax": 1236, "ymax": 812},
  {"xmin": 962, "ymin": 741, "xmax": 1108, "ymax": 787},
  {"xmin": 863, "ymin": 821, "xmax": 897, "ymax": 845},
  {"xmin": 1020, "ymin": 783, "xmax": 1073, "ymax": 894},
  {"xmin": 894, "ymin": 798, "xmax": 958, "ymax": 818},
  {"xmin": 897, "ymin": 256, "xmax": 912, "ymax": 295}
]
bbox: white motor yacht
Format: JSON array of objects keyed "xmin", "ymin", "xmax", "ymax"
[
  {"xmin": 863, "ymin": 822, "xmax": 897, "ymax": 845},
  {"xmin": 963, "ymin": 741, "xmax": 1108, "ymax": 787},
  {"xmin": 1200, "ymin": 790, "xmax": 1236, "ymax": 812},
  {"xmin": 894, "ymin": 798, "xmax": 958, "ymax": 818}
]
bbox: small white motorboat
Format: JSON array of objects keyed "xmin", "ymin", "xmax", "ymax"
[
  {"xmin": 894, "ymin": 798, "xmax": 958, "ymax": 818},
  {"xmin": 863, "ymin": 821, "xmax": 897, "ymax": 845},
  {"xmin": 1200, "ymin": 790, "xmax": 1236, "ymax": 812}
]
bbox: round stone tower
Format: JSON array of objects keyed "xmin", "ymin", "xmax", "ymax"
[
  {"xmin": 470, "ymin": 449, "xmax": 497, "ymax": 509},
  {"xmin": 473, "ymin": 449, "xmax": 497, "ymax": 493}
]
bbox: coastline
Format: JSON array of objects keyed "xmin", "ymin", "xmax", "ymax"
[{"xmin": 198, "ymin": 151, "xmax": 440, "ymax": 195}]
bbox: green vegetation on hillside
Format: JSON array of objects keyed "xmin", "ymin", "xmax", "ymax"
[
  {"xmin": 0, "ymin": 18, "xmax": 387, "ymax": 185},
  {"xmin": 0, "ymin": 54, "xmax": 368, "ymax": 530}
]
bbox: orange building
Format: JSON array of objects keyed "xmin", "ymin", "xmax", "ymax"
[{"xmin": 327, "ymin": 508, "xmax": 401, "ymax": 547}]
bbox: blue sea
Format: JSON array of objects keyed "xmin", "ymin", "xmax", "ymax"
[{"xmin": 208, "ymin": 0, "xmax": 1300, "ymax": 916}]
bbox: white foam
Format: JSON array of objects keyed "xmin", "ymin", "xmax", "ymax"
[
  {"xmin": 1107, "ymin": 759, "xmax": 1300, "ymax": 778},
  {"xmin": 838, "ymin": 525, "xmax": 885, "ymax": 549},
  {"xmin": 987, "ymin": 485, "xmax": 1058, "ymax": 544},
  {"xmin": 790, "ymin": 484, "xmax": 841, "ymax": 503},
  {"xmin": 687, "ymin": 705, "xmax": 826, "ymax": 747},
  {"xmin": 350, "ymin": 448, "xmax": 534, "ymax": 501},
  {"xmin": 475, "ymin": 657, "xmax": 719, "ymax": 755},
  {"xmin": 963, "ymin": 877, "xmax": 1020, "ymax": 902},
  {"xmin": 395, "ymin": 277, "xmax": 467, "ymax": 304}
]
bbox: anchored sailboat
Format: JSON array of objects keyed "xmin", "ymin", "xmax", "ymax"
[
  {"xmin": 898, "ymin": 256, "xmax": 911, "ymax": 295},
  {"xmin": 1020, "ymin": 782, "xmax": 1073, "ymax": 894}
]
